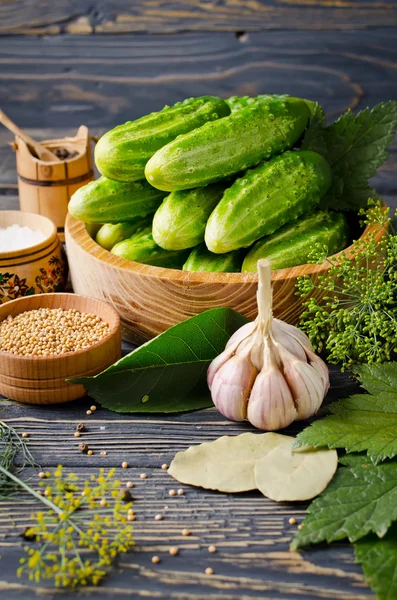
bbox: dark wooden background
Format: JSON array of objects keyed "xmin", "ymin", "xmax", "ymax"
[{"xmin": 0, "ymin": 2, "xmax": 397, "ymax": 599}]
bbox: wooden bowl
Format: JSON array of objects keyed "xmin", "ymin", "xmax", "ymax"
[
  {"xmin": 0, "ymin": 293, "xmax": 121, "ymax": 404},
  {"xmin": 65, "ymin": 212, "xmax": 385, "ymax": 345},
  {"xmin": 0, "ymin": 211, "xmax": 67, "ymax": 305}
]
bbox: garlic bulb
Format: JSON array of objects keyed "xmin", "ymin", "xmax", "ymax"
[{"xmin": 208, "ymin": 259, "xmax": 329, "ymax": 430}]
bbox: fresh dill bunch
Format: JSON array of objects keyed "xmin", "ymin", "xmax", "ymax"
[
  {"xmin": 296, "ymin": 202, "xmax": 397, "ymax": 369},
  {"xmin": 10, "ymin": 466, "xmax": 135, "ymax": 587},
  {"xmin": 0, "ymin": 421, "xmax": 38, "ymax": 496}
]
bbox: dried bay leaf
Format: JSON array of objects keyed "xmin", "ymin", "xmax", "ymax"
[
  {"xmin": 168, "ymin": 432, "xmax": 282, "ymax": 493},
  {"xmin": 255, "ymin": 436, "xmax": 338, "ymax": 502}
]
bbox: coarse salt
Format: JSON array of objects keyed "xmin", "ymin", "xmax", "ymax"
[{"xmin": 0, "ymin": 225, "xmax": 46, "ymax": 252}]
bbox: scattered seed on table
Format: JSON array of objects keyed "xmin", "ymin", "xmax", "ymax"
[
  {"xmin": 127, "ymin": 514, "xmax": 135, "ymax": 522},
  {"xmin": 298, "ymin": 524, "xmax": 304, "ymax": 530},
  {"xmin": 177, "ymin": 489, "xmax": 184, "ymax": 496},
  {"xmin": 100, "ymin": 499, "xmax": 107, "ymax": 507},
  {"xmin": 161, "ymin": 464, "xmax": 168, "ymax": 470},
  {"xmin": 168, "ymin": 489, "xmax": 176, "ymax": 497},
  {"xmin": 128, "ymin": 509, "xmax": 134, "ymax": 516},
  {"xmin": 169, "ymin": 547, "xmax": 179, "ymax": 556},
  {"xmin": 155, "ymin": 514, "xmax": 163, "ymax": 521},
  {"xmin": 126, "ymin": 481, "xmax": 134, "ymax": 489},
  {"xmin": 87, "ymin": 450, "xmax": 94, "ymax": 456},
  {"xmin": 90, "ymin": 405, "xmax": 97, "ymax": 411},
  {"xmin": 205, "ymin": 567, "xmax": 214, "ymax": 575},
  {"xmin": 289, "ymin": 517, "xmax": 297, "ymax": 525},
  {"xmin": 74, "ymin": 432, "xmax": 81, "ymax": 438},
  {"xmin": 140, "ymin": 473, "xmax": 147, "ymax": 479},
  {"xmin": 181, "ymin": 529, "xmax": 191, "ymax": 537},
  {"xmin": 122, "ymin": 462, "xmax": 129, "ymax": 469},
  {"xmin": 79, "ymin": 443, "xmax": 89, "ymax": 454},
  {"xmin": 21, "ymin": 432, "xmax": 29, "ymax": 439},
  {"xmin": 208, "ymin": 545, "xmax": 217, "ymax": 553},
  {"xmin": 86, "ymin": 410, "xmax": 92, "ymax": 416},
  {"xmin": 152, "ymin": 556, "xmax": 160, "ymax": 564},
  {"xmin": 44, "ymin": 489, "xmax": 50, "ymax": 497},
  {"xmin": 100, "ymin": 451, "xmax": 107, "ymax": 456},
  {"xmin": 38, "ymin": 472, "xmax": 46, "ymax": 479},
  {"xmin": 121, "ymin": 489, "xmax": 132, "ymax": 502},
  {"xmin": 76, "ymin": 423, "xmax": 86, "ymax": 432}
]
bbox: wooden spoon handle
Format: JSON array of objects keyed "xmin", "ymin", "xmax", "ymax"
[{"xmin": 0, "ymin": 109, "xmax": 61, "ymax": 162}]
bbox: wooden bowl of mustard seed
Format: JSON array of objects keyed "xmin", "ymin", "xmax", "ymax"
[{"xmin": 0, "ymin": 293, "xmax": 121, "ymax": 404}]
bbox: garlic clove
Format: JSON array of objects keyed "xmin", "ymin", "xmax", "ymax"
[
  {"xmin": 305, "ymin": 347, "xmax": 330, "ymax": 395},
  {"xmin": 226, "ymin": 321, "xmax": 256, "ymax": 349},
  {"xmin": 274, "ymin": 318, "xmax": 313, "ymax": 350},
  {"xmin": 271, "ymin": 320, "xmax": 307, "ymax": 362},
  {"xmin": 211, "ymin": 353, "xmax": 258, "ymax": 422},
  {"xmin": 278, "ymin": 346, "xmax": 326, "ymax": 420},
  {"xmin": 247, "ymin": 363, "xmax": 298, "ymax": 430},
  {"xmin": 207, "ymin": 344, "xmax": 237, "ymax": 390}
]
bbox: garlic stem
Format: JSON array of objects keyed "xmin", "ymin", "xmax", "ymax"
[{"xmin": 256, "ymin": 259, "xmax": 273, "ymax": 329}]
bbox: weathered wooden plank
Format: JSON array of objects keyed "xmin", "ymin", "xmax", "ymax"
[{"xmin": 0, "ymin": 0, "xmax": 396, "ymax": 35}]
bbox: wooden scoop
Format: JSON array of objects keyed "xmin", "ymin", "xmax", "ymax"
[{"xmin": 0, "ymin": 109, "xmax": 61, "ymax": 162}]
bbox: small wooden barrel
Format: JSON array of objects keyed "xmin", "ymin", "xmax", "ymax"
[{"xmin": 15, "ymin": 126, "xmax": 94, "ymax": 242}]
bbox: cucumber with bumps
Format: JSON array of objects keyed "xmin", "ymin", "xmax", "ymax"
[
  {"xmin": 95, "ymin": 217, "xmax": 152, "ymax": 251},
  {"xmin": 68, "ymin": 176, "xmax": 166, "ymax": 224},
  {"xmin": 205, "ymin": 150, "xmax": 332, "ymax": 254},
  {"xmin": 242, "ymin": 211, "xmax": 349, "ymax": 272},
  {"xmin": 95, "ymin": 96, "xmax": 230, "ymax": 182},
  {"xmin": 152, "ymin": 183, "xmax": 226, "ymax": 251},
  {"xmin": 111, "ymin": 226, "xmax": 189, "ymax": 268},
  {"xmin": 183, "ymin": 244, "xmax": 243, "ymax": 273},
  {"xmin": 145, "ymin": 96, "xmax": 310, "ymax": 191}
]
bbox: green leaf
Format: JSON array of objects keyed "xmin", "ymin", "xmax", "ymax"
[
  {"xmin": 294, "ymin": 362, "xmax": 397, "ymax": 464},
  {"xmin": 304, "ymin": 101, "xmax": 397, "ymax": 211},
  {"xmin": 301, "ymin": 102, "xmax": 327, "ymax": 155},
  {"xmin": 291, "ymin": 462, "xmax": 397, "ymax": 549},
  {"xmin": 71, "ymin": 308, "xmax": 249, "ymax": 413},
  {"xmin": 354, "ymin": 524, "xmax": 397, "ymax": 600}
]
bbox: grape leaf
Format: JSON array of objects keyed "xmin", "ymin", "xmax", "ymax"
[
  {"xmin": 291, "ymin": 462, "xmax": 397, "ymax": 549},
  {"xmin": 71, "ymin": 307, "xmax": 248, "ymax": 413},
  {"xmin": 294, "ymin": 362, "xmax": 397, "ymax": 464},
  {"xmin": 354, "ymin": 524, "xmax": 397, "ymax": 600},
  {"xmin": 303, "ymin": 101, "xmax": 397, "ymax": 210}
]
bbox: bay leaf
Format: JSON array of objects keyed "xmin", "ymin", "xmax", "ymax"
[
  {"xmin": 254, "ymin": 435, "xmax": 338, "ymax": 502},
  {"xmin": 168, "ymin": 432, "xmax": 283, "ymax": 492},
  {"xmin": 71, "ymin": 307, "xmax": 249, "ymax": 413}
]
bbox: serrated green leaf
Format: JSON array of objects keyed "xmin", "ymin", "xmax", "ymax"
[
  {"xmin": 301, "ymin": 102, "xmax": 327, "ymax": 155},
  {"xmin": 304, "ymin": 101, "xmax": 397, "ymax": 211},
  {"xmin": 355, "ymin": 524, "xmax": 397, "ymax": 600},
  {"xmin": 291, "ymin": 462, "xmax": 397, "ymax": 549},
  {"xmin": 71, "ymin": 307, "xmax": 249, "ymax": 413},
  {"xmin": 294, "ymin": 362, "xmax": 397, "ymax": 464}
]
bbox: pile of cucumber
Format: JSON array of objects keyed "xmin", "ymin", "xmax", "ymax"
[{"xmin": 68, "ymin": 94, "xmax": 350, "ymax": 272}]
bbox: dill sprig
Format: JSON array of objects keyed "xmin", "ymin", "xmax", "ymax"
[
  {"xmin": 0, "ymin": 465, "xmax": 134, "ymax": 587},
  {"xmin": 0, "ymin": 420, "xmax": 38, "ymax": 496},
  {"xmin": 296, "ymin": 202, "xmax": 397, "ymax": 369}
]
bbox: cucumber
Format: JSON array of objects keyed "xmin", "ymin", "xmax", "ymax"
[
  {"xmin": 205, "ymin": 150, "xmax": 332, "ymax": 254},
  {"xmin": 95, "ymin": 217, "xmax": 152, "ymax": 251},
  {"xmin": 242, "ymin": 211, "xmax": 349, "ymax": 272},
  {"xmin": 95, "ymin": 96, "xmax": 230, "ymax": 182},
  {"xmin": 183, "ymin": 244, "xmax": 243, "ymax": 273},
  {"xmin": 226, "ymin": 95, "xmax": 273, "ymax": 111},
  {"xmin": 145, "ymin": 96, "xmax": 310, "ymax": 191},
  {"xmin": 152, "ymin": 183, "xmax": 226, "ymax": 251},
  {"xmin": 68, "ymin": 176, "xmax": 166, "ymax": 224},
  {"xmin": 111, "ymin": 226, "xmax": 189, "ymax": 268}
]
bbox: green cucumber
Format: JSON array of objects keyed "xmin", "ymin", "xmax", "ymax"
[
  {"xmin": 205, "ymin": 150, "xmax": 332, "ymax": 254},
  {"xmin": 152, "ymin": 183, "xmax": 226, "ymax": 251},
  {"xmin": 95, "ymin": 217, "xmax": 152, "ymax": 251},
  {"xmin": 242, "ymin": 211, "xmax": 349, "ymax": 272},
  {"xmin": 226, "ymin": 95, "xmax": 273, "ymax": 111},
  {"xmin": 183, "ymin": 244, "xmax": 243, "ymax": 273},
  {"xmin": 95, "ymin": 96, "xmax": 230, "ymax": 182},
  {"xmin": 111, "ymin": 226, "xmax": 189, "ymax": 268},
  {"xmin": 145, "ymin": 96, "xmax": 310, "ymax": 191},
  {"xmin": 68, "ymin": 176, "xmax": 166, "ymax": 224}
]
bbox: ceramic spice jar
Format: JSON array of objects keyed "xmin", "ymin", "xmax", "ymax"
[{"xmin": 0, "ymin": 211, "xmax": 67, "ymax": 305}]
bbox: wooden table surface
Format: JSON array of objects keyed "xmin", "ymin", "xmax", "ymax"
[{"xmin": 0, "ymin": 2, "xmax": 397, "ymax": 598}]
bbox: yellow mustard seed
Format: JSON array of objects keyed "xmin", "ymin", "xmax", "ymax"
[
  {"xmin": 74, "ymin": 432, "xmax": 81, "ymax": 438},
  {"xmin": 0, "ymin": 308, "xmax": 110, "ymax": 356},
  {"xmin": 168, "ymin": 489, "xmax": 176, "ymax": 497},
  {"xmin": 122, "ymin": 462, "xmax": 129, "ymax": 469},
  {"xmin": 86, "ymin": 410, "xmax": 92, "ymax": 416},
  {"xmin": 38, "ymin": 472, "xmax": 46, "ymax": 479},
  {"xmin": 205, "ymin": 567, "xmax": 214, "ymax": 576},
  {"xmin": 100, "ymin": 451, "xmax": 107, "ymax": 456},
  {"xmin": 140, "ymin": 473, "xmax": 147, "ymax": 479},
  {"xmin": 87, "ymin": 450, "xmax": 94, "ymax": 456},
  {"xmin": 298, "ymin": 524, "xmax": 304, "ymax": 530},
  {"xmin": 177, "ymin": 489, "xmax": 184, "ymax": 496},
  {"xmin": 181, "ymin": 529, "xmax": 191, "ymax": 536},
  {"xmin": 151, "ymin": 556, "xmax": 160, "ymax": 564},
  {"xmin": 155, "ymin": 514, "xmax": 163, "ymax": 521},
  {"xmin": 90, "ymin": 405, "xmax": 97, "ymax": 411},
  {"xmin": 169, "ymin": 547, "xmax": 179, "ymax": 556},
  {"xmin": 161, "ymin": 464, "xmax": 169, "ymax": 470},
  {"xmin": 21, "ymin": 432, "xmax": 29, "ymax": 439},
  {"xmin": 126, "ymin": 481, "xmax": 134, "ymax": 488},
  {"xmin": 127, "ymin": 514, "xmax": 135, "ymax": 522},
  {"xmin": 289, "ymin": 517, "xmax": 297, "ymax": 525},
  {"xmin": 208, "ymin": 545, "xmax": 217, "ymax": 553}
]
